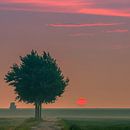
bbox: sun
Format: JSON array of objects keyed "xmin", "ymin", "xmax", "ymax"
[{"xmin": 76, "ymin": 97, "xmax": 88, "ymax": 106}]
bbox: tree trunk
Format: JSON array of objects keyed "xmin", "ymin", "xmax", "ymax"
[
  {"xmin": 35, "ymin": 102, "xmax": 42, "ymax": 120},
  {"xmin": 35, "ymin": 103, "xmax": 37, "ymax": 120},
  {"xmin": 35, "ymin": 103, "xmax": 38, "ymax": 120},
  {"xmin": 38, "ymin": 102, "xmax": 42, "ymax": 120},
  {"xmin": 39, "ymin": 103, "xmax": 42, "ymax": 119}
]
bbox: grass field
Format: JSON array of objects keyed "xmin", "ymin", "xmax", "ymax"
[
  {"xmin": 61, "ymin": 118, "xmax": 130, "ymax": 130},
  {"xmin": 0, "ymin": 118, "xmax": 41, "ymax": 130},
  {"xmin": 0, "ymin": 117, "xmax": 130, "ymax": 130}
]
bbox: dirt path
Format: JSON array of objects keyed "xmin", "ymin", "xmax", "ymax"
[{"xmin": 32, "ymin": 118, "xmax": 62, "ymax": 130}]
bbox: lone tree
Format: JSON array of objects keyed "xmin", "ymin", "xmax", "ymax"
[{"xmin": 5, "ymin": 50, "xmax": 69, "ymax": 120}]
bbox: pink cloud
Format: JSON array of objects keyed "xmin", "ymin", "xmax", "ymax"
[
  {"xmin": 79, "ymin": 8, "xmax": 130, "ymax": 17},
  {"xmin": 47, "ymin": 23, "xmax": 123, "ymax": 28},
  {"xmin": 106, "ymin": 29, "xmax": 129, "ymax": 33},
  {"xmin": 69, "ymin": 33, "xmax": 93, "ymax": 37},
  {"xmin": 0, "ymin": 0, "xmax": 93, "ymax": 14},
  {"xmin": 0, "ymin": 0, "xmax": 130, "ymax": 17},
  {"xmin": 2, "ymin": 0, "xmax": 90, "ymax": 6}
]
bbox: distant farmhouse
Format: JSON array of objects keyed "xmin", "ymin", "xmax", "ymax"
[{"xmin": 9, "ymin": 102, "xmax": 17, "ymax": 111}]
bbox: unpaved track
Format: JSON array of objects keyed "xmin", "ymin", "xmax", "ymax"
[{"xmin": 32, "ymin": 118, "xmax": 62, "ymax": 130}]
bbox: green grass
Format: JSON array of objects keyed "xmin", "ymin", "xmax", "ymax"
[
  {"xmin": 0, "ymin": 118, "xmax": 41, "ymax": 130},
  {"xmin": 0, "ymin": 118, "xmax": 25, "ymax": 130},
  {"xmin": 15, "ymin": 118, "xmax": 41, "ymax": 130},
  {"xmin": 61, "ymin": 118, "xmax": 130, "ymax": 130}
]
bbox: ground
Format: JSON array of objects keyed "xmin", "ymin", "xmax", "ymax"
[
  {"xmin": 0, "ymin": 118, "xmax": 40, "ymax": 130},
  {"xmin": 32, "ymin": 118, "xmax": 62, "ymax": 130},
  {"xmin": 0, "ymin": 117, "xmax": 130, "ymax": 130},
  {"xmin": 0, "ymin": 118, "xmax": 25, "ymax": 130},
  {"xmin": 61, "ymin": 118, "xmax": 130, "ymax": 130}
]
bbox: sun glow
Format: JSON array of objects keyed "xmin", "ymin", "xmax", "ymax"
[{"xmin": 76, "ymin": 98, "xmax": 88, "ymax": 106}]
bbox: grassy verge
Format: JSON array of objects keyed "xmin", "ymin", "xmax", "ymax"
[
  {"xmin": 15, "ymin": 118, "xmax": 41, "ymax": 130},
  {"xmin": 0, "ymin": 118, "xmax": 41, "ymax": 130},
  {"xmin": 0, "ymin": 118, "xmax": 24, "ymax": 130},
  {"xmin": 61, "ymin": 118, "xmax": 130, "ymax": 130}
]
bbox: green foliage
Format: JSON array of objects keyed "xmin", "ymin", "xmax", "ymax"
[{"xmin": 5, "ymin": 50, "xmax": 69, "ymax": 104}]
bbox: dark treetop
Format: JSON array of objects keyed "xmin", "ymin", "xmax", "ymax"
[{"xmin": 5, "ymin": 50, "xmax": 69, "ymax": 105}]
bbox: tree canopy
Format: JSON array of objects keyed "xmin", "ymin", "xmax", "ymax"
[{"xmin": 5, "ymin": 50, "xmax": 69, "ymax": 119}]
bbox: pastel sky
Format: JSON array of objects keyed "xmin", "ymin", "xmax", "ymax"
[{"xmin": 0, "ymin": 0, "xmax": 130, "ymax": 108}]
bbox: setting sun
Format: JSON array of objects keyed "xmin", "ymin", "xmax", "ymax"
[{"xmin": 76, "ymin": 98, "xmax": 88, "ymax": 106}]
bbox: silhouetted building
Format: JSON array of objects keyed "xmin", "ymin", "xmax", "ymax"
[{"xmin": 9, "ymin": 102, "xmax": 16, "ymax": 111}]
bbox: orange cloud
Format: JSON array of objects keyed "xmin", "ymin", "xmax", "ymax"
[{"xmin": 47, "ymin": 23, "xmax": 123, "ymax": 28}]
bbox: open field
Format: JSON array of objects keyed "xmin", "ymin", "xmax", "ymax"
[
  {"xmin": 61, "ymin": 118, "xmax": 130, "ymax": 130},
  {"xmin": 0, "ymin": 118, "xmax": 41, "ymax": 130},
  {"xmin": 0, "ymin": 109, "xmax": 130, "ymax": 130},
  {"xmin": 0, "ymin": 118, "xmax": 24, "ymax": 130},
  {"xmin": 0, "ymin": 117, "xmax": 130, "ymax": 130},
  {"xmin": 0, "ymin": 108, "xmax": 130, "ymax": 118}
]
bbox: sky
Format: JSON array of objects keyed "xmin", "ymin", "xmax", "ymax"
[{"xmin": 0, "ymin": 0, "xmax": 130, "ymax": 108}]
